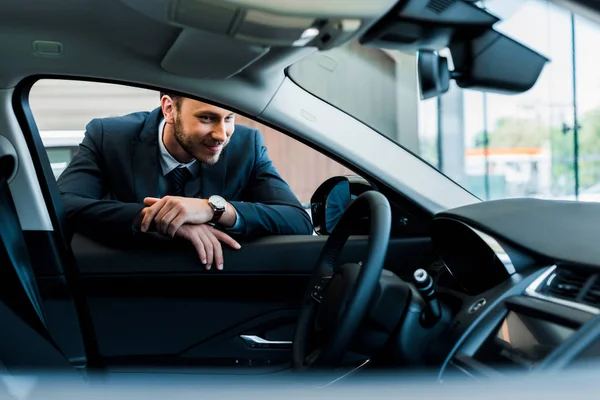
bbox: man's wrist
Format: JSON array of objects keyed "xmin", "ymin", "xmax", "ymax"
[
  {"xmin": 216, "ymin": 202, "xmax": 237, "ymax": 228},
  {"xmin": 203, "ymin": 196, "xmax": 234, "ymax": 227},
  {"xmin": 207, "ymin": 195, "xmax": 228, "ymax": 224}
]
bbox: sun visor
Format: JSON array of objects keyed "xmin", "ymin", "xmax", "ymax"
[
  {"xmin": 160, "ymin": 29, "xmax": 270, "ymax": 79},
  {"xmin": 120, "ymin": 0, "xmax": 398, "ymax": 78},
  {"xmin": 121, "ymin": 0, "xmax": 396, "ymax": 50},
  {"xmin": 168, "ymin": 0, "xmax": 367, "ymax": 49}
]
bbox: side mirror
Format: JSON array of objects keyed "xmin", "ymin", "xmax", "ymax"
[{"xmin": 310, "ymin": 176, "xmax": 373, "ymax": 235}]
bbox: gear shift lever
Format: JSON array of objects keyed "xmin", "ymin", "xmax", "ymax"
[{"xmin": 413, "ymin": 268, "xmax": 441, "ymax": 327}]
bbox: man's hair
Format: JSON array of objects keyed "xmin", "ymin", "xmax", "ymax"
[{"xmin": 160, "ymin": 91, "xmax": 182, "ymax": 108}]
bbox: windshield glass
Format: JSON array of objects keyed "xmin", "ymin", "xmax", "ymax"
[{"xmin": 288, "ymin": 0, "xmax": 600, "ymax": 202}]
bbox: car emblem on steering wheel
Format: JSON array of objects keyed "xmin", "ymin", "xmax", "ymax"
[{"xmin": 468, "ymin": 298, "xmax": 487, "ymax": 314}]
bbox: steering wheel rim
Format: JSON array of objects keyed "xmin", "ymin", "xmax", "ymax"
[{"xmin": 293, "ymin": 190, "xmax": 392, "ymax": 369}]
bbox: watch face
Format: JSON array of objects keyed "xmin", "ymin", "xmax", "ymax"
[{"xmin": 209, "ymin": 195, "xmax": 227, "ymax": 210}]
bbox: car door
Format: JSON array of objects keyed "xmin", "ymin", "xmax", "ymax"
[
  {"xmin": 67, "ymin": 230, "xmax": 435, "ymax": 372},
  {"xmin": 20, "ymin": 79, "xmax": 438, "ymax": 372}
]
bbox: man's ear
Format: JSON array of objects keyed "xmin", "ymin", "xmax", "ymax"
[{"xmin": 160, "ymin": 95, "xmax": 177, "ymax": 124}]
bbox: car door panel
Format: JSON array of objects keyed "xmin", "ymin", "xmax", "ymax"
[
  {"xmin": 82, "ymin": 277, "xmax": 305, "ymax": 359},
  {"xmin": 41, "ymin": 233, "xmax": 437, "ymax": 370},
  {"xmin": 69, "ymin": 234, "xmax": 435, "ymax": 276}
]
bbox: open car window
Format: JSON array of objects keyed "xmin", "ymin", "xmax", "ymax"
[{"xmin": 29, "ymin": 79, "xmax": 362, "ymax": 223}]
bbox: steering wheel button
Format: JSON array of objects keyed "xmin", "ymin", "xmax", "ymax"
[{"xmin": 311, "ymin": 292, "xmax": 323, "ymax": 303}]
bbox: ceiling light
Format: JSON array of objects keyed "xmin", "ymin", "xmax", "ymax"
[{"xmin": 292, "ymin": 27, "xmax": 320, "ymax": 47}]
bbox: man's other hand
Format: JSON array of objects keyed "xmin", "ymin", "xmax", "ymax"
[
  {"xmin": 175, "ymin": 224, "xmax": 241, "ymax": 270},
  {"xmin": 140, "ymin": 196, "xmax": 213, "ymax": 236}
]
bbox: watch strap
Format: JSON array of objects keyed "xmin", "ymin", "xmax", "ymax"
[{"xmin": 210, "ymin": 209, "xmax": 225, "ymax": 223}]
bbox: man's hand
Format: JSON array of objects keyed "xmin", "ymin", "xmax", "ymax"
[
  {"xmin": 140, "ymin": 196, "xmax": 214, "ymax": 236},
  {"xmin": 175, "ymin": 224, "xmax": 241, "ymax": 270}
]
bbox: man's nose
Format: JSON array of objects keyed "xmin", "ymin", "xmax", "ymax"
[{"xmin": 212, "ymin": 121, "xmax": 227, "ymax": 142}]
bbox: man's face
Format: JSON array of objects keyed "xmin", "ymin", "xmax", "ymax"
[{"xmin": 171, "ymin": 98, "xmax": 235, "ymax": 165}]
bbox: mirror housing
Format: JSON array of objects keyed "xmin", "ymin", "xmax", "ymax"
[
  {"xmin": 310, "ymin": 176, "xmax": 373, "ymax": 235},
  {"xmin": 417, "ymin": 50, "xmax": 451, "ymax": 100},
  {"xmin": 449, "ymin": 30, "xmax": 548, "ymax": 94},
  {"xmin": 416, "ymin": 30, "xmax": 548, "ymax": 99}
]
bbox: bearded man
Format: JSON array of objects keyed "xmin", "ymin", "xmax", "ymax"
[{"xmin": 57, "ymin": 92, "xmax": 313, "ymax": 270}]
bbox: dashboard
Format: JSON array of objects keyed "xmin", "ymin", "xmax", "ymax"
[
  {"xmin": 438, "ymin": 267, "xmax": 594, "ymax": 377},
  {"xmin": 305, "ymin": 197, "xmax": 600, "ymax": 385},
  {"xmin": 425, "ymin": 207, "xmax": 600, "ymax": 381}
]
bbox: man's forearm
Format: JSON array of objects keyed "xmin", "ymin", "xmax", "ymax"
[
  {"xmin": 61, "ymin": 193, "xmax": 146, "ymax": 240},
  {"xmin": 229, "ymin": 201, "xmax": 313, "ymax": 237}
]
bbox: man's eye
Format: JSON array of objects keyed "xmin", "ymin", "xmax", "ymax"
[{"xmin": 199, "ymin": 116, "xmax": 212, "ymax": 122}]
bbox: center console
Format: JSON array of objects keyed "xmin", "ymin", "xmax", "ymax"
[
  {"xmin": 472, "ymin": 309, "xmax": 575, "ymax": 370},
  {"xmin": 440, "ymin": 266, "xmax": 598, "ymax": 379}
]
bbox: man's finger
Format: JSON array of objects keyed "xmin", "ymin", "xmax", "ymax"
[
  {"xmin": 140, "ymin": 202, "xmax": 163, "ymax": 232},
  {"xmin": 154, "ymin": 199, "xmax": 178, "ymax": 234},
  {"xmin": 167, "ymin": 215, "xmax": 187, "ymax": 238},
  {"xmin": 141, "ymin": 197, "xmax": 169, "ymax": 232},
  {"xmin": 212, "ymin": 228, "xmax": 242, "ymax": 250},
  {"xmin": 134, "ymin": 207, "xmax": 148, "ymax": 229},
  {"xmin": 207, "ymin": 232, "xmax": 224, "ymax": 270},
  {"xmin": 198, "ymin": 231, "xmax": 214, "ymax": 270},
  {"xmin": 190, "ymin": 232, "xmax": 207, "ymax": 266},
  {"xmin": 141, "ymin": 202, "xmax": 160, "ymax": 232},
  {"xmin": 159, "ymin": 208, "xmax": 180, "ymax": 236},
  {"xmin": 144, "ymin": 197, "xmax": 161, "ymax": 206}
]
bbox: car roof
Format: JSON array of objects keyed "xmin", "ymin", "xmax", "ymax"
[{"xmin": 0, "ymin": 0, "xmax": 397, "ymax": 116}]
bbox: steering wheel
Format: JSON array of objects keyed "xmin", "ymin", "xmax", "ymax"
[{"xmin": 293, "ymin": 190, "xmax": 392, "ymax": 369}]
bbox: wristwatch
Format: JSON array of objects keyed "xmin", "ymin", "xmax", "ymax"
[{"xmin": 208, "ymin": 195, "xmax": 227, "ymax": 223}]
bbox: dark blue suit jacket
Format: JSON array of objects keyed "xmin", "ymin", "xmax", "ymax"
[{"xmin": 57, "ymin": 107, "xmax": 313, "ymax": 240}]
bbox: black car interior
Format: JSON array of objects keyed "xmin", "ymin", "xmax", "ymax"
[
  {"xmin": 3, "ymin": 0, "xmax": 600, "ymax": 390},
  {"xmin": 7, "ymin": 125, "xmax": 600, "ymax": 384}
]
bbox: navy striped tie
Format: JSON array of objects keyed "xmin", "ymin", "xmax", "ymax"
[{"xmin": 167, "ymin": 166, "xmax": 192, "ymax": 196}]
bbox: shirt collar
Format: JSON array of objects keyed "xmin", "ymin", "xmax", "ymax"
[{"xmin": 158, "ymin": 119, "xmax": 198, "ymax": 177}]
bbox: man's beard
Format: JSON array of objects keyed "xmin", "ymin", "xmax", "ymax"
[{"xmin": 173, "ymin": 116, "xmax": 225, "ymax": 165}]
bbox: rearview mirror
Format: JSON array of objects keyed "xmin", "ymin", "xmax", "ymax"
[
  {"xmin": 360, "ymin": 0, "xmax": 549, "ymax": 99},
  {"xmin": 417, "ymin": 51, "xmax": 451, "ymax": 100},
  {"xmin": 310, "ymin": 176, "xmax": 373, "ymax": 235},
  {"xmin": 417, "ymin": 29, "xmax": 549, "ymax": 99},
  {"xmin": 449, "ymin": 29, "xmax": 548, "ymax": 94}
]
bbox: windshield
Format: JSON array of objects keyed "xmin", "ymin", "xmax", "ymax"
[{"xmin": 288, "ymin": 0, "xmax": 600, "ymax": 202}]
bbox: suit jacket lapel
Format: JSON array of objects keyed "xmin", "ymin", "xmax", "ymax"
[
  {"xmin": 131, "ymin": 141, "xmax": 160, "ymax": 201},
  {"xmin": 132, "ymin": 107, "xmax": 162, "ymax": 201}
]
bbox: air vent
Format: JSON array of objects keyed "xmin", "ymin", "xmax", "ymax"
[
  {"xmin": 538, "ymin": 268, "xmax": 590, "ymax": 301},
  {"xmin": 426, "ymin": 0, "xmax": 456, "ymax": 14},
  {"xmin": 583, "ymin": 277, "xmax": 600, "ymax": 307},
  {"xmin": 526, "ymin": 266, "xmax": 600, "ymax": 314}
]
